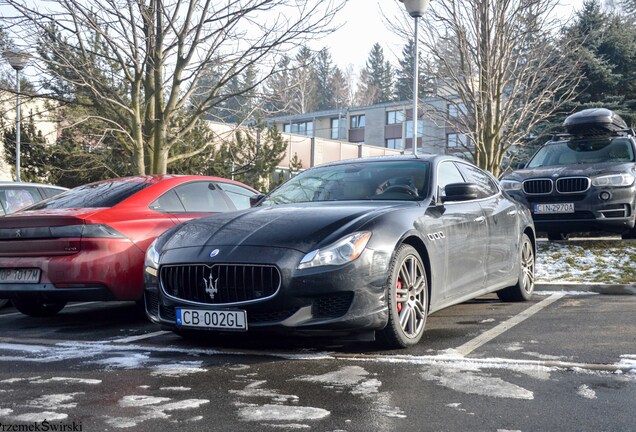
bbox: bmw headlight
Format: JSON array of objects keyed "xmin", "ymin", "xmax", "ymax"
[
  {"xmin": 500, "ymin": 179, "xmax": 522, "ymax": 191},
  {"xmin": 592, "ymin": 173, "xmax": 635, "ymax": 187},
  {"xmin": 145, "ymin": 239, "xmax": 160, "ymax": 271},
  {"xmin": 298, "ymin": 231, "xmax": 372, "ymax": 269}
]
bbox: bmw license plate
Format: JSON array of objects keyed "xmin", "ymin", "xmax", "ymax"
[
  {"xmin": 176, "ymin": 308, "xmax": 247, "ymax": 331},
  {"xmin": 0, "ymin": 268, "xmax": 41, "ymax": 283},
  {"xmin": 533, "ymin": 203, "xmax": 575, "ymax": 214}
]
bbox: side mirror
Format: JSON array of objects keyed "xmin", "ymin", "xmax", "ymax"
[
  {"xmin": 249, "ymin": 194, "xmax": 266, "ymax": 207},
  {"xmin": 441, "ymin": 183, "xmax": 480, "ymax": 203}
]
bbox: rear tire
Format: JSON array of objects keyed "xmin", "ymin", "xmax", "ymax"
[
  {"xmin": 497, "ymin": 233, "xmax": 535, "ymax": 302},
  {"xmin": 11, "ymin": 299, "xmax": 67, "ymax": 317},
  {"xmin": 379, "ymin": 244, "xmax": 428, "ymax": 349}
]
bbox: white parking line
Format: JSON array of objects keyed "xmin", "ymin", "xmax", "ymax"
[
  {"xmin": 112, "ymin": 331, "xmax": 172, "ymax": 344},
  {"xmin": 454, "ymin": 293, "xmax": 565, "ymax": 356},
  {"xmin": 0, "ymin": 302, "xmax": 99, "ymax": 319}
]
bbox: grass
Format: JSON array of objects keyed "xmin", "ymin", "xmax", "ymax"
[{"xmin": 535, "ymin": 239, "xmax": 636, "ymax": 285}]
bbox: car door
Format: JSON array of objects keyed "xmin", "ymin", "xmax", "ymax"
[
  {"xmin": 434, "ymin": 161, "xmax": 489, "ymax": 299},
  {"xmin": 456, "ymin": 163, "xmax": 518, "ymax": 287}
]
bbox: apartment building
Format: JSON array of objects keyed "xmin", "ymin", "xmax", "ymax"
[{"xmin": 265, "ymin": 98, "xmax": 473, "ymax": 159}]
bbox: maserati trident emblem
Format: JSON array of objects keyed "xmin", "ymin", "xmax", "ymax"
[{"xmin": 203, "ymin": 272, "xmax": 219, "ymax": 300}]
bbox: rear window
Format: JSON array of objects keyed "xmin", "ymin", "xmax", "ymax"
[
  {"xmin": 0, "ymin": 187, "xmax": 42, "ymax": 214},
  {"xmin": 27, "ymin": 180, "xmax": 151, "ymax": 210}
]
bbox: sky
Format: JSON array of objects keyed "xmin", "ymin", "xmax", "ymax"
[{"xmin": 323, "ymin": 0, "xmax": 589, "ymax": 72}]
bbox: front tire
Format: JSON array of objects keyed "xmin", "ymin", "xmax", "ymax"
[
  {"xmin": 497, "ymin": 233, "xmax": 535, "ymax": 302},
  {"xmin": 379, "ymin": 244, "xmax": 428, "ymax": 349},
  {"xmin": 11, "ymin": 299, "xmax": 67, "ymax": 317}
]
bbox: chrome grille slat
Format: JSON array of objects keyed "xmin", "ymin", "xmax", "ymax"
[
  {"xmin": 556, "ymin": 177, "xmax": 590, "ymax": 194},
  {"xmin": 160, "ymin": 264, "xmax": 281, "ymax": 305},
  {"xmin": 523, "ymin": 178, "xmax": 553, "ymax": 195}
]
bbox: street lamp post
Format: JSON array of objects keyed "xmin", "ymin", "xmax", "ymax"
[
  {"xmin": 4, "ymin": 50, "xmax": 29, "ymax": 182},
  {"xmin": 399, "ymin": 0, "xmax": 430, "ymax": 155}
]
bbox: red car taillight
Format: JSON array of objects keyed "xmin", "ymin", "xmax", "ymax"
[{"xmin": 49, "ymin": 224, "xmax": 126, "ymax": 239}]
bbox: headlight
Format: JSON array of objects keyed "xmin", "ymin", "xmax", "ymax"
[
  {"xmin": 591, "ymin": 173, "xmax": 635, "ymax": 187},
  {"xmin": 298, "ymin": 231, "xmax": 372, "ymax": 269},
  {"xmin": 500, "ymin": 179, "xmax": 522, "ymax": 191},
  {"xmin": 145, "ymin": 239, "xmax": 160, "ymax": 270}
]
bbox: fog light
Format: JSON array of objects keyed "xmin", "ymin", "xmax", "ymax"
[{"xmin": 599, "ymin": 191, "xmax": 611, "ymax": 201}]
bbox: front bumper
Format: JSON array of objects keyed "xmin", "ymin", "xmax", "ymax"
[
  {"xmin": 508, "ymin": 186, "xmax": 636, "ymax": 234},
  {"xmin": 144, "ymin": 246, "xmax": 391, "ymax": 335}
]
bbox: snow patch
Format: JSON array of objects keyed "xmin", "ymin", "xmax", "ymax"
[
  {"xmin": 119, "ymin": 395, "xmax": 171, "ymax": 407},
  {"xmin": 160, "ymin": 387, "xmax": 191, "ymax": 392},
  {"xmin": 237, "ymin": 404, "xmax": 330, "ymax": 422},
  {"xmin": 534, "ymin": 290, "xmax": 599, "ymax": 296},
  {"xmin": 27, "ymin": 393, "xmax": 84, "ymax": 409},
  {"xmin": 480, "ymin": 318, "xmax": 496, "ymax": 323},
  {"xmin": 0, "ymin": 408, "xmax": 14, "ymax": 416},
  {"xmin": 11, "ymin": 412, "xmax": 68, "ymax": 422},
  {"xmin": 230, "ymin": 380, "xmax": 299, "ymax": 403},
  {"xmin": 92, "ymin": 353, "xmax": 151, "ymax": 369},
  {"xmin": 150, "ymin": 361, "xmax": 207, "ymax": 377},
  {"xmin": 577, "ymin": 385, "xmax": 597, "ymax": 399},
  {"xmin": 421, "ymin": 367, "xmax": 534, "ymax": 400},
  {"xmin": 105, "ymin": 397, "xmax": 209, "ymax": 428}
]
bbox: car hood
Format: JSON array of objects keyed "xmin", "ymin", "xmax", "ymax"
[
  {"xmin": 162, "ymin": 201, "xmax": 419, "ymax": 253},
  {"xmin": 504, "ymin": 162, "xmax": 636, "ymax": 181}
]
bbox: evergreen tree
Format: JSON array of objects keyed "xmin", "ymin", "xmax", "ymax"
[
  {"xmin": 263, "ymin": 56, "xmax": 293, "ymax": 115},
  {"xmin": 315, "ymin": 49, "xmax": 335, "ymax": 111},
  {"xmin": 355, "ymin": 43, "xmax": 394, "ymax": 105},
  {"xmin": 330, "ymin": 66, "xmax": 351, "ymax": 109},
  {"xmin": 395, "ymin": 39, "xmax": 429, "ymax": 101},
  {"xmin": 290, "ymin": 46, "xmax": 318, "ymax": 114},
  {"xmin": 1, "ymin": 114, "xmax": 51, "ymax": 183}
]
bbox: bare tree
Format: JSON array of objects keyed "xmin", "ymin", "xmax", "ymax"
[
  {"xmin": 1, "ymin": 0, "xmax": 344, "ymax": 174},
  {"xmin": 389, "ymin": 0, "xmax": 582, "ymax": 176}
]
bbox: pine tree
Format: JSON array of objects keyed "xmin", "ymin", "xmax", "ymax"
[
  {"xmin": 315, "ymin": 49, "xmax": 335, "ymax": 111},
  {"xmin": 290, "ymin": 46, "xmax": 318, "ymax": 114},
  {"xmin": 2, "ymin": 114, "xmax": 51, "ymax": 183},
  {"xmin": 330, "ymin": 66, "xmax": 351, "ymax": 109},
  {"xmin": 355, "ymin": 43, "xmax": 394, "ymax": 105},
  {"xmin": 395, "ymin": 39, "xmax": 429, "ymax": 101}
]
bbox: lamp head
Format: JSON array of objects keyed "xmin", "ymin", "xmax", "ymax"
[
  {"xmin": 4, "ymin": 50, "xmax": 29, "ymax": 71},
  {"xmin": 399, "ymin": 0, "xmax": 431, "ymax": 17}
]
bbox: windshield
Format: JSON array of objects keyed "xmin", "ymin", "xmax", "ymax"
[
  {"xmin": 27, "ymin": 179, "xmax": 151, "ymax": 210},
  {"xmin": 526, "ymin": 137, "xmax": 635, "ymax": 168},
  {"xmin": 260, "ymin": 160, "xmax": 430, "ymax": 206}
]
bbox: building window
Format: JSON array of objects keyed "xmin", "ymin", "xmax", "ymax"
[
  {"xmin": 405, "ymin": 120, "xmax": 424, "ymax": 138},
  {"xmin": 350, "ymin": 114, "xmax": 365, "ymax": 129},
  {"xmin": 386, "ymin": 110, "xmax": 404, "ymax": 125},
  {"xmin": 386, "ymin": 138, "xmax": 403, "ymax": 150},
  {"xmin": 447, "ymin": 133, "xmax": 469, "ymax": 148},
  {"xmin": 283, "ymin": 121, "xmax": 314, "ymax": 136},
  {"xmin": 448, "ymin": 103, "xmax": 467, "ymax": 118},
  {"xmin": 331, "ymin": 118, "xmax": 340, "ymax": 140}
]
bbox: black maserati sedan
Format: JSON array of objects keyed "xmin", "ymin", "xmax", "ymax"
[{"xmin": 144, "ymin": 155, "xmax": 536, "ymax": 348}]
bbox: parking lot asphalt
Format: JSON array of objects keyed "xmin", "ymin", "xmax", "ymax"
[{"xmin": 0, "ymin": 285, "xmax": 634, "ymax": 431}]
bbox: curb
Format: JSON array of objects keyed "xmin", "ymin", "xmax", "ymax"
[{"xmin": 535, "ymin": 283, "xmax": 636, "ymax": 295}]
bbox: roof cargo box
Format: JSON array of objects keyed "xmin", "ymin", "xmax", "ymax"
[{"xmin": 564, "ymin": 108, "xmax": 627, "ymax": 135}]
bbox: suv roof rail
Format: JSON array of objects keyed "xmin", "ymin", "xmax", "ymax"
[{"xmin": 551, "ymin": 128, "xmax": 635, "ymax": 141}]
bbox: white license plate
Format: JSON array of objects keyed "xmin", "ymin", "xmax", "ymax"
[
  {"xmin": 533, "ymin": 203, "xmax": 575, "ymax": 214},
  {"xmin": 0, "ymin": 268, "xmax": 41, "ymax": 283},
  {"xmin": 176, "ymin": 308, "xmax": 247, "ymax": 331}
]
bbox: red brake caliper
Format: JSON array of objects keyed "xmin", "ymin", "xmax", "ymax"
[{"xmin": 396, "ymin": 278, "xmax": 403, "ymax": 313}]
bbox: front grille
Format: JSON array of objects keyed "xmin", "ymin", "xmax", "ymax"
[
  {"xmin": 312, "ymin": 292, "xmax": 354, "ymax": 318},
  {"xmin": 556, "ymin": 177, "xmax": 590, "ymax": 193},
  {"xmin": 160, "ymin": 304, "xmax": 176, "ymax": 321},
  {"xmin": 160, "ymin": 264, "xmax": 281, "ymax": 305},
  {"xmin": 523, "ymin": 179, "xmax": 552, "ymax": 195}
]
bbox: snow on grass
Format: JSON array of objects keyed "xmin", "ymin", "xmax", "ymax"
[{"xmin": 536, "ymin": 240, "xmax": 636, "ymax": 284}]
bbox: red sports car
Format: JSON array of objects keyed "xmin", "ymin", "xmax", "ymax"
[{"xmin": 0, "ymin": 175, "xmax": 258, "ymax": 316}]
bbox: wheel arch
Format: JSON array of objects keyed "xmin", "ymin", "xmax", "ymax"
[{"xmin": 400, "ymin": 235, "xmax": 432, "ymax": 307}]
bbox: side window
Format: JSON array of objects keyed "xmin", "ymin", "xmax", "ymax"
[
  {"xmin": 436, "ymin": 161, "xmax": 466, "ymax": 198},
  {"xmin": 216, "ymin": 182, "xmax": 255, "ymax": 210},
  {"xmin": 43, "ymin": 187, "xmax": 65, "ymax": 198},
  {"xmin": 149, "ymin": 189, "xmax": 186, "ymax": 212},
  {"xmin": 172, "ymin": 182, "xmax": 232, "ymax": 213},
  {"xmin": 3, "ymin": 188, "xmax": 41, "ymax": 213},
  {"xmin": 456, "ymin": 163, "xmax": 499, "ymax": 199}
]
